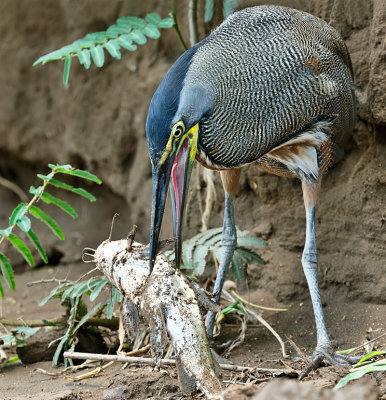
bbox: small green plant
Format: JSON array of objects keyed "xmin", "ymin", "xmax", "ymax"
[
  {"xmin": 0, "ymin": 163, "xmax": 101, "ymax": 297},
  {"xmin": 164, "ymin": 227, "xmax": 266, "ymax": 279},
  {"xmin": 204, "ymin": 0, "xmax": 238, "ymax": 22},
  {"xmin": 1, "ymin": 326, "xmax": 38, "ymax": 348},
  {"xmin": 33, "ymin": 13, "xmax": 174, "ymax": 85},
  {"xmin": 39, "ymin": 276, "xmax": 120, "ymax": 366},
  {"xmin": 334, "ymin": 351, "xmax": 386, "ymax": 390}
]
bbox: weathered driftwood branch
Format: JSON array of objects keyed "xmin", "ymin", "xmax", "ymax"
[
  {"xmin": 92, "ymin": 238, "xmax": 223, "ymax": 397},
  {"xmin": 63, "ymin": 351, "xmax": 298, "ymax": 377}
]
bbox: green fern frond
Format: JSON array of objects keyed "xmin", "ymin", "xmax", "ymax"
[
  {"xmin": 164, "ymin": 227, "xmax": 265, "ymax": 280},
  {"xmin": 0, "ymin": 163, "xmax": 101, "ymax": 297},
  {"xmin": 223, "ymin": 0, "xmax": 238, "ymax": 19},
  {"xmin": 33, "ymin": 13, "xmax": 174, "ymax": 84},
  {"xmin": 204, "ymin": 0, "xmax": 214, "ymax": 22}
]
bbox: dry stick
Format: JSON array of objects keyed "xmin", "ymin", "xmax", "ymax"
[
  {"xmin": 0, "ymin": 317, "xmax": 119, "ymax": 330},
  {"xmin": 63, "ymin": 351, "xmax": 297, "ymax": 377},
  {"xmin": 26, "ymin": 277, "xmax": 72, "ymax": 287},
  {"xmin": 201, "ymin": 170, "xmax": 217, "ymax": 231},
  {"xmin": 188, "ymin": 0, "xmax": 198, "ymax": 47},
  {"xmin": 222, "ymin": 289, "xmax": 288, "ymax": 358},
  {"xmin": 0, "ymin": 176, "xmax": 28, "ymax": 202},
  {"xmin": 286, "ymin": 336, "xmax": 308, "ymax": 362},
  {"xmin": 339, "ymin": 332, "xmax": 386, "ymax": 355},
  {"xmin": 248, "ymin": 308, "xmax": 288, "ymax": 359},
  {"xmin": 230, "ymin": 289, "xmax": 288, "ymax": 312}
]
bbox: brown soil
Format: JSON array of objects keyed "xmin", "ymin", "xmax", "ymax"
[{"xmin": 0, "ymin": 0, "xmax": 385, "ymax": 399}]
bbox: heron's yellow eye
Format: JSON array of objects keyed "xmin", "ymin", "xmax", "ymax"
[{"xmin": 172, "ymin": 122, "xmax": 185, "ymax": 139}]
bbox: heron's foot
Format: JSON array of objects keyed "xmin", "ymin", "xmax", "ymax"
[{"xmin": 299, "ymin": 344, "xmax": 362, "ymax": 380}]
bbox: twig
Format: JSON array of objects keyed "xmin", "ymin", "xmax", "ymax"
[
  {"xmin": 109, "ymin": 213, "xmax": 120, "ymax": 241},
  {"xmin": 26, "ymin": 277, "xmax": 72, "ymax": 287},
  {"xmin": 338, "ymin": 332, "xmax": 386, "ymax": 355},
  {"xmin": 201, "ymin": 170, "xmax": 216, "ymax": 231},
  {"xmin": 170, "ymin": 11, "xmax": 188, "ymax": 51},
  {"xmin": 222, "ymin": 289, "xmax": 288, "ymax": 358},
  {"xmin": 0, "ymin": 176, "xmax": 28, "ymax": 202},
  {"xmin": 230, "ymin": 289, "xmax": 288, "ymax": 312},
  {"xmin": 247, "ymin": 307, "xmax": 288, "ymax": 359},
  {"xmin": 34, "ymin": 368, "xmax": 63, "ymax": 377},
  {"xmin": 188, "ymin": 0, "xmax": 198, "ymax": 46},
  {"xmin": 286, "ymin": 336, "xmax": 308, "ymax": 362},
  {"xmin": 63, "ymin": 351, "xmax": 298, "ymax": 377},
  {"xmin": 125, "ymin": 344, "xmax": 150, "ymax": 357},
  {"xmin": 0, "ymin": 317, "xmax": 119, "ymax": 330},
  {"xmin": 126, "ymin": 225, "xmax": 138, "ymax": 252}
]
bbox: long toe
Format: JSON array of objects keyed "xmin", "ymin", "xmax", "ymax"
[{"xmin": 299, "ymin": 346, "xmax": 360, "ymax": 380}]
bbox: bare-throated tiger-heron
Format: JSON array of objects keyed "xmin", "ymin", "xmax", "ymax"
[{"xmin": 145, "ymin": 6, "xmax": 359, "ymax": 377}]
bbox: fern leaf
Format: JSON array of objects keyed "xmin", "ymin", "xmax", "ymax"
[
  {"xmin": 107, "ymin": 287, "xmax": 120, "ymax": 319},
  {"xmin": 63, "ymin": 55, "xmax": 71, "ymax": 86},
  {"xmin": 192, "ymin": 244, "xmax": 210, "ymax": 276},
  {"xmin": 48, "ymin": 163, "xmax": 72, "ymax": 171},
  {"xmin": 0, "ymin": 227, "xmax": 12, "ymax": 238},
  {"xmin": 145, "ymin": 13, "xmax": 162, "ymax": 25},
  {"xmin": 0, "ymin": 252, "xmax": 15, "ymax": 291},
  {"xmin": 237, "ymin": 247, "xmax": 264, "ymax": 264},
  {"xmin": 106, "ymin": 25, "xmax": 130, "ymax": 36},
  {"xmin": 157, "ymin": 17, "xmax": 174, "ymax": 28},
  {"xmin": 231, "ymin": 252, "xmax": 244, "ymax": 280},
  {"xmin": 223, "ymin": 0, "xmax": 238, "ymax": 19},
  {"xmin": 90, "ymin": 45, "xmax": 105, "ymax": 67},
  {"xmin": 43, "ymin": 178, "xmax": 96, "ymax": 202},
  {"xmin": 237, "ymin": 235, "xmax": 266, "ymax": 248},
  {"xmin": 26, "ymin": 229, "xmax": 48, "ymax": 263},
  {"xmin": 85, "ymin": 32, "xmax": 109, "ymax": 43},
  {"xmin": 29, "ymin": 205, "xmax": 65, "ymax": 240},
  {"xmin": 72, "ymin": 280, "xmax": 93, "ymax": 298},
  {"xmin": 196, "ymin": 227, "xmax": 223, "ymax": 245},
  {"xmin": 7, "ymin": 234, "xmax": 34, "ymax": 266},
  {"xmin": 117, "ymin": 35, "xmax": 137, "ymax": 51},
  {"xmin": 9, "ymin": 203, "xmax": 27, "ymax": 226},
  {"xmin": 52, "ymin": 328, "xmax": 69, "ymax": 366},
  {"xmin": 143, "ymin": 24, "xmax": 160, "ymax": 39},
  {"xmin": 104, "ymin": 39, "xmax": 122, "ymax": 59},
  {"xmin": 16, "ymin": 216, "xmax": 32, "ymax": 232},
  {"xmin": 48, "ymin": 166, "xmax": 102, "ymax": 184},
  {"xmin": 90, "ymin": 278, "xmax": 108, "ymax": 301},
  {"xmin": 77, "ymin": 49, "xmax": 91, "ymax": 69},
  {"xmin": 116, "ymin": 16, "xmax": 146, "ymax": 29},
  {"xmin": 204, "ymin": 0, "xmax": 214, "ymax": 22},
  {"xmin": 0, "ymin": 280, "xmax": 4, "ymax": 298},
  {"xmin": 40, "ymin": 193, "xmax": 78, "ymax": 219},
  {"xmin": 73, "ymin": 302, "xmax": 103, "ymax": 334},
  {"xmin": 39, "ymin": 282, "xmax": 72, "ymax": 306},
  {"xmin": 130, "ymin": 29, "xmax": 147, "ymax": 45}
]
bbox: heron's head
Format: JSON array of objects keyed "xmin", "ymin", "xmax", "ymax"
[{"xmin": 146, "ymin": 43, "xmax": 213, "ymax": 272}]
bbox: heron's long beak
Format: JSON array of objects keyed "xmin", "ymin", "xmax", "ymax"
[{"xmin": 149, "ymin": 124, "xmax": 198, "ymax": 272}]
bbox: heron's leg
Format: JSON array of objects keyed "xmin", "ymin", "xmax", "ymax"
[
  {"xmin": 300, "ymin": 180, "xmax": 361, "ymax": 379},
  {"xmin": 205, "ymin": 169, "xmax": 240, "ymax": 339}
]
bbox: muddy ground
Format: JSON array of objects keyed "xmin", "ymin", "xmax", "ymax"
[
  {"xmin": 0, "ymin": 262, "xmax": 385, "ymax": 399},
  {"xmin": 0, "ymin": 0, "xmax": 385, "ymax": 399}
]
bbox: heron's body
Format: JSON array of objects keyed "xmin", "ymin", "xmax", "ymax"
[{"xmin": 146, "ymin": 6, "xmax": 359, "ymax": 376}]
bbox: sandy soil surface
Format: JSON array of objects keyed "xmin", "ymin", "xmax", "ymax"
[{"xmin": 0, "ymin": 263, "xmax": 385, "ymax": 399}]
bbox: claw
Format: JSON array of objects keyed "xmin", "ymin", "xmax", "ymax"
[{"xmin": 299, "ymin": 345, "xmax": 361, "ymax": 380}]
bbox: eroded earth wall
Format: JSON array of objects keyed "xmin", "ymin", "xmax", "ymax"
[{"xmin": 0, "ymin": 0, "xmax": 384, "ymax": 304}]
